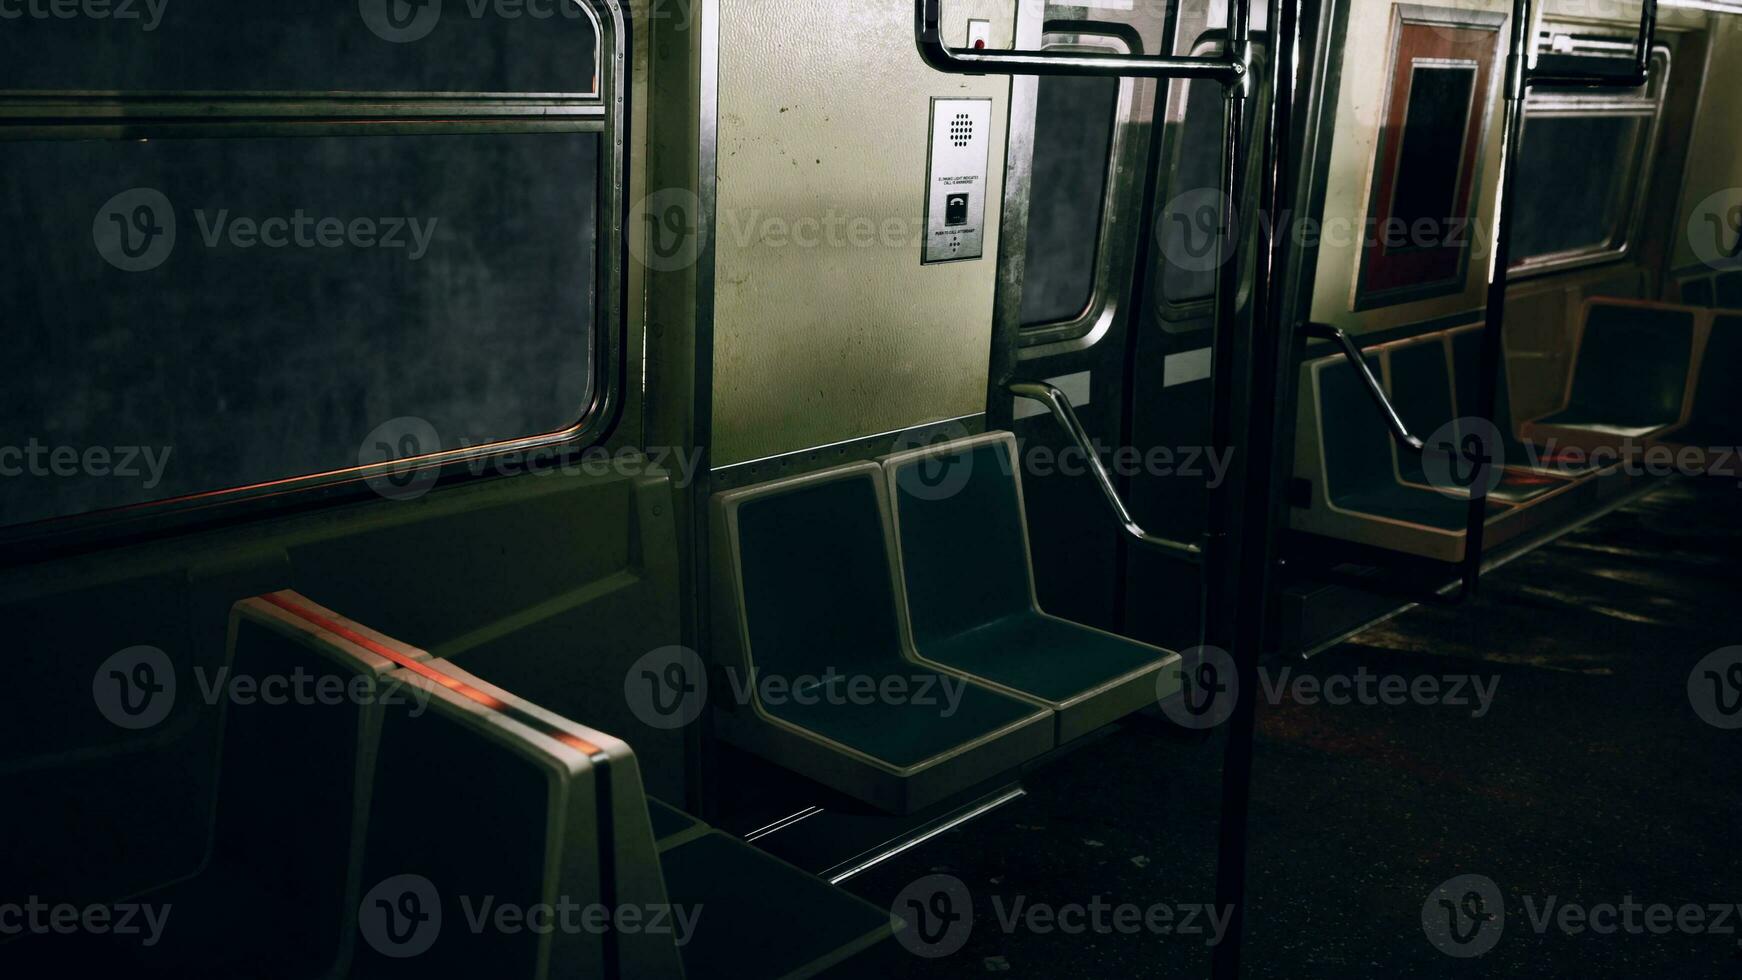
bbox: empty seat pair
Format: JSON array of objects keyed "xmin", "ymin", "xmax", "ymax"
[
  {"xmin": 1291, "ymin": 328, "xmax": 1592, "ymax": 563},
  {"xmin": 272, "ymin": 592, "xmax": 893, "ymax": 980},
  {"xmin": 31, "ymin": 591, "xmax": 891, "ymax": 979},
  {"xmin": 711, "ymin": 432, "xmax": 1179, "ymax": 814},
  {"xmin": 1519, "ymin": 299, "xmax": 1703, "ymax": 454}
]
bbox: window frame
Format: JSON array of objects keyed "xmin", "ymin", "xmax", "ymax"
[
  {"xmin": 1507, "ymin": 40, "xmax": 1671, "ymax": 279},
  {"xmin": 1153, "ymin": 32, "xmax": 1270, "ymax": 327},
  {"xmin": 0, "ymin": 0, "xmax": 629, "ymax": 553},
  {"xmin": 1016, "ymin": 29, "xmax": 1143, "ymax": 354}
]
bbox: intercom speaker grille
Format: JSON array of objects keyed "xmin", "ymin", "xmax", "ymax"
[{"xmin": 950, "ymin": 113, "xmax": 973, "ymax": 147}]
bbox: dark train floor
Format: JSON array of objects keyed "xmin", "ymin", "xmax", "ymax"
[{"xmin": 837, "ymin": 478, "xmax": 1742, "ymax": 978}]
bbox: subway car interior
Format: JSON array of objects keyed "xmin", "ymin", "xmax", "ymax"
[{"xmin": 4, "ymin": 0, "xmax": 1742, "ymax": 976}]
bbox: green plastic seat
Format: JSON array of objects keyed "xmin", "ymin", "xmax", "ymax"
[
  {"xmin": 712, "ymin": 463, "xmax": 1054, "ymax": 814},
  {"xmin": 354, "ymin": 655, "xmax": 684, "ymax": 980},
  {"xmin": 1390, "ymin": 336, "xmax": 1571, "ymax": 505},
  {"xmin": 1664, "ymin": 313, "xmax": 1742, "ymax": 449},
  {"xmin": 3, "ymin": 592, "xmax": 418, "ymax": 980},
  {"xmin": 1531, "ymin": 302, "xmax": 1695, "ymax": 435},
  {"xmin": 882, "ymin": 434, "xmax": 1178, "ymax": 744},
  {"xmin": 660, "ymin": 831, "xmax": 893, "ymax": 980},
  {"xmin": 1291, "ymin": 346, "xmax": 1537, "ymax": 563},
  {"xmin": 1449, "ymin": 327, "xmax": 1612, "ymax": 479}
]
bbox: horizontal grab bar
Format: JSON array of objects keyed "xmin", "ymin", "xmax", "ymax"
[
  {"xmin": 1009, "ymin": 381, "xmax": 1203, "ymax": 563},
  {"xmin": 1304, "ymin": 323, "xmax": 1425, "ymax": 454},
  {"xmin": 915, "ymin": 0, "xmax": 1249, "ymax": 83},
  {"xmin": 1523, "ymin": 0, "xmax": 1657, "ymax": 89}
]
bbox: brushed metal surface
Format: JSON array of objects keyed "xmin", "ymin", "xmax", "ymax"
[{"xmin": 710, "ymin": 0, "xmax": 1016, "ymax": 467}]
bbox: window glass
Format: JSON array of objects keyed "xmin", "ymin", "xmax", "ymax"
[
  {"xmin": 1508, "ymin": 48, "xmax": 1667, "ymax": 271},
  {"xmin": 0, "ymin": 132, "xmax": 599, "ymax": 527},
  {"xmin": 1510, "ymin": 114, "xmax": 1646, "ymax": 263},
  {"xmin": 0, "ymin": 1, "xmax": 599, "ymax": 94},
  {"xmin": 1389, "ymin": 65, "xmax": 1477, "ymax": 240},
  {"xmin": 1021, "ymin": 74, "xmax": 1119, "ymax": 326},
  {"xmin": 1159, "ymin": 75, "xmax": 1227, "ymax": 306}
]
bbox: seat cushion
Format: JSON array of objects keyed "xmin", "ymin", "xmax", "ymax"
[
  {"xmin": 921, "ymin": 612, "xmax": 1164, "ymax": 704},
  {"xmin": 759, "ymin": 670, "xmax": 1044, "ymax": 770},
  {"xmin": 1543, "ymin": 303, "xmax": 1695, "ymax": 430}
]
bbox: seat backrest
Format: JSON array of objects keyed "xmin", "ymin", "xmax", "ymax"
[
  {"xmin": 883, "ymin": 434, "xmax": 1035, "ymax": 646},
  {"xmin": 1315, "ymin": 352, "xmax": 1396, "ymax": 506},
  {"xmin": 354, "ymin": 656, "xmax": 681, "ymax": 980},
  {"xmin": 215, "ymin": 591, "xmax": 424, "ymax": 975},
  {"xmin": 1564, "ymin": 301, "xmax": 1697, "ymax": 426},
  {"xmin": 1691, "ymin": 314, "xmax": 1742, "ymax": 427},
  {"xmin": 727, "ymin": 464, "xmax": 907, "ymax": 681},
  {"xmin": 1718, "ymin": 271, "xmax": 1742, "ymax": 310},
  {"xmin": 1, "ymin": 552, "xmax": 288, "ymax": 913},
  {"xmin": 1387, "ymin": 338, "xmax": 1455, "ymax": 485}
]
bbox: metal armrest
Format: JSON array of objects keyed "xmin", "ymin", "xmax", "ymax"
[
  {"xmin": 1304, "ymin": 323, "xmax": 1425, "ymax": 454},
  {"xmin": 1009, "ymin": 381, "xmax": 1203, "ymax": 563}
]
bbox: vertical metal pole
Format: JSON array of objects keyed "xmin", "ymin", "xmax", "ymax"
[
  {"xmin": 1462, "ymin": 0, "xmax": 1536, "ymax": 597},
  {"xmin": 1209, "ymin": 0, "xmax": 1300, "ymax": 973},
  {"xmin": 1202, "ymin": 0, "xmax": 1257, "ymax": 657}
]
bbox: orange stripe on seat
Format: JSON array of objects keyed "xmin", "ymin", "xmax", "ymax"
[{"xmin": 257, "ymin": 592, "xmax": 602, "ymax": 756}]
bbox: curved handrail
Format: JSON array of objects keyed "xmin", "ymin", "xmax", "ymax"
[
  {"xmin": 915, "ymin": 0, "xmax": 1250, "ymax": 83},
  {"xmin": 1009, "ymin": 381, "xmax": 1203, "ymax": 562},
  {"xmin": 1304, "ymin": 323, "xmax": 1425, "ymax": 454}
]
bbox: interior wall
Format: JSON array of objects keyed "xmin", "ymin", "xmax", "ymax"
[
  {"xmin": 710, "ymin": 0, "xmax": 1018, "ymax": 467},
  {"xmin": 1308, "ymin": 0, "xmax": 1512, "ymax": 336},
  {"xmin": 1670, "ymin": 14, "xmax": 1742, "ymax": 277}
]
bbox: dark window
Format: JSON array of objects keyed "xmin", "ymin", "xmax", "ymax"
[
  {"xmin": 1508, "ymin": 48, "xmax": 1668, "ymax": 271},
  {"xmin": 1021, "ymin": 74, "xmax": 1119, "ymax": 326},
  {"xmin": 0, "ymin": 1, "xmax": 599, "ymax": 94},
  {"xmin": 0, "ymin": 6, "xmax": 616, "ymax": 532},
  {"xmin": 1389, "ymin": 65, "xmax": 1477, "ymax": 238},
  {"xmin": 1158, "ymin": 73, "xmax": 1230, "ymax": 307},
  {"xmin": 0, "ymin": 133, "xmax": 599, "ymax": 528},
  {"xmin": 1510, "ymin": 114, "xmax": 1648, "ymax": 263}
]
